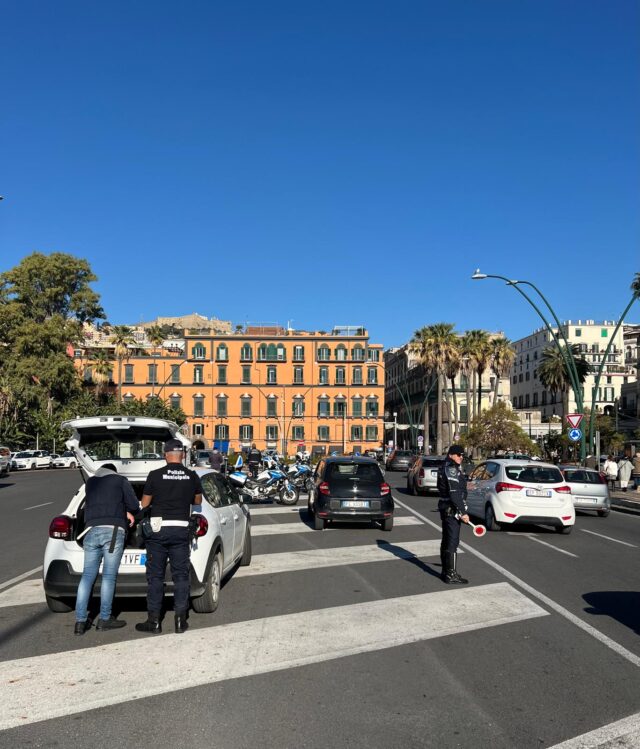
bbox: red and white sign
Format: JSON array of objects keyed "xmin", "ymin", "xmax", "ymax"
[{"xmin": 566, "ymin": 413, "xmax": 583, "ymax": 429}]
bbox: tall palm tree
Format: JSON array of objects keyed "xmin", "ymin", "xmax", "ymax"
[
  {"xmin": 445, "ymin": 339, "xmax": 462, "ymax": 441},
  {"xmin": 146, "ymin": 325, "xmax": 165, "ymax": 397},
  {"xmin": 490, "ymin": 337, "xmax": 516, "ymax": 405},
  {"xmin": 110, "ymin": 325, "xmax": 135, "ymax": 404},
  {"xmin": 458, "ymin": 332, "xmax": 476, "ymax": 431},
  {"xmin": 462, "ymin": 329, "xmax": 491, "ymax": 419},
  {"xmin": 89, "ymin": 349, "xmax": 112, "ymax": 401},
  {"xmin": 538, "ymin": 344, "xmax": 591, "ymax": 420}
]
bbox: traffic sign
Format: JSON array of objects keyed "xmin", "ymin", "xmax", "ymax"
[
  {"xmin": 417, "ymin": 435, "xmax": 424, "ymax": 446},
  {"xmin": 568, "ymin": 428, "xmax": 582, "ymax": 442},
  {"xmin": 566, "ymin": 413, "xmax": 583, "ymax": 429}
]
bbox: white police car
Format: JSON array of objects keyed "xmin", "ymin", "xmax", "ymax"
[{"xmin": 43, "ymin": 416, "xmax": 251, "ymax": 614}]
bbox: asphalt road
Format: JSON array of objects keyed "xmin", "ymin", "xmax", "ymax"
[{"xmin": 0, "ymin": 468, "xmax": 638, "ymax": 748}]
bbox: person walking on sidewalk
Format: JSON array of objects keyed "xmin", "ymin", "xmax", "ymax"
[
  {"xmin": 74, "ymin": 466, "xmax": 141, "ymax": 635},
  {"xmin": 632, "ymin": 451, "xmax": 640, "ymax": 491},
  {"xmin": 618, "ymin": 456, "xmax": 633, "ymax": 492},
  {"xmin": 436, "ymin": 445, "xmax": 470, "ymax": 585},
  {"xmin": 603, "ymin": 455, "xmax": 619, "ymax": 493}
]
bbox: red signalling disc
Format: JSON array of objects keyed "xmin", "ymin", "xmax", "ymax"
[{"xmin": 473, "ymin": 525, "xmax": 486, "ymax": 537}]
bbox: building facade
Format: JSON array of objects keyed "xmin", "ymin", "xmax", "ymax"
[{"xmin": 76, "ymin": 326, "xmax": 385, "ymax": 456}]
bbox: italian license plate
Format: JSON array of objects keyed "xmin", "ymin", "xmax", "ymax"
[
  {"xmin": 526, "ymin": 489, "xmax": 552, "ymax": 498},
  {"xmin": 121, "ymin": 552, "xmax": 146, "ymax": 566},
  {"xmin": 341, "ymin": 500, "xmax": 369, "ymax": 509},
  {"xmin": 576, "ymin": 496, "xmax": 597, "ymax": 503}
]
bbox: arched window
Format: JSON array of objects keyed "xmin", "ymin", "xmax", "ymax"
[
  {"xmin": 335, "ymin": 344, "xmax": 347, "ymax": 361},
  {"xmin": 216, "ymin": 343, "xmax": 228, "ymax": 361},
  {"xmin": 266, "ymin": 343, "xmax": 277, "ymax": 361},
  {"xmin": 258, "ymin": 344, "xmax": 268, "ymax": 361},
  {"xmin": 241, "ymin": 344, "xmax": 253, "ymax": 362},
  {"xmin": 351, "ymin": 344, "xmax": 364, "ymax": 361},
  {"xmin": 191, "ymin": 342, "xmax": 206, "ymax": 360},
  {"xmin": 317, "ymin": 344, "xmax": 330, "ymax": 362}
]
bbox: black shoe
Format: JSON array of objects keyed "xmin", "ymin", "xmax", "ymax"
[
  {"xmin": 442, "ymin": 552, "xmax": 469, "ymax": 585},
  {"xmin": 135, "ymin": 615, "xmax": 162, "ymax": 634},
  {"xmin": 174, "ymin": 613, "xmax": 189, "ymax": 634},
  {"xmin": 96, "ymin": 616, "xmax": 127, "ymax": 631},
  {"xmin": 74, "ymin": 620, "xmax": 89, "ymax": 635}
]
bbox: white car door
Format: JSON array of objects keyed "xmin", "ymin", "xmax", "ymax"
[
  {"xmin": 220, "ymin": 478, "xmax": 247, "ymax": 562},
  {"xmin": 202, "ymin": 474, "xmax": 235, "ymax": 572}
]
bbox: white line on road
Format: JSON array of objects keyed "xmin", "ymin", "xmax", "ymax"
[
  {"xmin": 580, "ymin": 528, "xmax": 638, "ymax": 548},
  {"xmin": 508, "ymin": 533, "xmax": 579, "ymax": 558},
  {"xmin": 0, "ymin": 579, "xmax": 45, "ymax": 608},
  {"xmin": 0, "ymin": 582, "xmax": 547, "ymax": 731},
  {"xmin": 252, "ymin": 516, "xmax": 422, "ymax": 536},
  {"xmin": 23, "ymin": 502, "xmax": 53, "ymax": 511},
  {"xmin": 0, "ymin": 566, "xmax": 43, "ymax": 592},
  {"xmin": 393, "ymin": 495, "xmax": 640, "ymax": 669},
  {"xmin": 548, "ymin": 710, "xmax": 640, "ymax": 748},
  {"xmin": 248, "ymin": 505, "xmax": 309, "ymax": 514}
]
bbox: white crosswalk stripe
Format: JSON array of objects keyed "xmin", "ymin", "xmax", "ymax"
[{"xmin": 251, "ymin": 515, "xmax": 422, "ymax": 535}]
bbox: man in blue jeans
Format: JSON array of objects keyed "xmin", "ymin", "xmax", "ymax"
[{"xmin": 75, "ymin": 466, "xmax": 141, "ymax": 635}]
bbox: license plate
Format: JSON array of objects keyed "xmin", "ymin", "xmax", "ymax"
[
  {"xmin": 430, "ymin": 470, "xmax": 438, "ymax": 477},
  {"xmin": 526, "ymin": 489, "xmax": 552, "ymax": 498},
  {"xmin": 121, "ymin": 552, "xmax": 146, "ymax": 566},
  {"xmin": 576, "ymin": 496, "xmax": 597, "ymax": 503},
  {"xmin": 341, "ymin": 500, "xmax": 369, "ymax": 509}
]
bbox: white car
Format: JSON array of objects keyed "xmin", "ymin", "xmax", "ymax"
[
  {"xmin": 0, "ymin": 446, "xmax": 10, "ymax": 477},
  {"xmin": 13, "ymin": 450, "xmax": 53, "ymax": 470},
  {"xmin": 43, "ymin": 416, "xmax": 251, "ymax": 614},
  {"xmin": 466, "ymin": 459, "xmax": 575, "ymax": 534},
  {"xmin": 52, "ymin": 451, "xmax": 78, "ymax": 469}
]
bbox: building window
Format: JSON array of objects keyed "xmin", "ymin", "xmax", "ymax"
[
  {"xmin": 512, "ymin": 375, "xmax": 517, "ymax": 384},
  {"xmin": 267, "ymin": 366, "xmax": 277, "ymax": 384},
  {"xmin": 317, "ymin": 345, "xmax": 330, "ymax": 362},
  {"xmin": 365, "ymin": 426, "xmax": 378, "ymax": 441},
  {"xmin": 518, "ymin": 373, "xmax": 523, "ymax": 383},
  {"xmin": 192, "ymin": 423, "xmax": 204, "ymax": 436},
  {"xmin": 240, "ymin": 425, "xmax": 253, "ymax": 441},
  {"xmin": 293, "ymin": 397, "xmax": 305, "ymax": 417},
  {"xmin": 319, "ymin": 366, "xmax": 329, "ymax": 385},
  {"xmin": 525, "ymin": 394, "xmax": 530, "ymax": 407},
  {"xmin": 367, "ymin": 367, "xmax": 378, "ymax": 385},
  {"xmin": 194, "ymin": 396, "xmax": 205, "ymax": 417},
  {"xmin": 318, "ymin": 425, "xmax": 330, "ymax": 441},
  {"xmin": 267, "ymin": 397, "xmax": 278, "ymax": 418},
  {"xmin": 293, "ymin": 366, "xmax": 304, "ymax": 384},
  {"xmin": 318, "ymin": 400, "xmax": 330, "ymax": 418},
  {"xmin": 266, "ymin": 425, "xmax": 278, "ymax": 441},
  {"xmin": 240, "ymin": 344, "xmax": 252, "ymax": 362},
  {"xmin": 352, "ymin": 345, "xmax": 364, "ymax": 361},
  {"xmin": 171, "ymin": 364, "xmax": 181, "ymax": 384},
  {"xmin": 241, "ymin": 397, "xmax": 252, "ymax": 417},
  {"xmin": 574, "ymin": 328, "xmax": 581, "ymax": 337},
  {"xmin": 601, "ymin": 329, "xmax": 608, "ymax": 338},
  {"xmin": 292, "ymin": 426, "xmax": 305, "ymax": 441},
  {"xmin": 147, "ymin": 364, "xmax": 158, "ymax": 384},
  {"xmin": 367, "ymin": 349, "xmax": 380, "ymax": 362},
  {"xmin": 334, "ymin": 399, "xmax": 346, "ymax": 417},
  {"xmin": 335, "ymin": 367, "xmax": 346, "ymax": 385},
  {"xmin": 351, "ymin": 425, "xmax": 363, "ymax": 441},
  {"xmin": 542, "ymin": 391, "xmax": 547, "ymax": 405},
  {"xmin": 293, "ymin": 345, "xmax": 305, "ymax": 362},
  {"xmin": 525, "ymin": 372, "xmax": 530, "ymax": 381},
  {"xmin": 191, "ymin": 343, "xmax": 206, "ymax": 360},
  {"xmin": 352, "ymin": 398, "xmax": 362, "ymax": 417},
  {"xmin": 352, "ymin": 367, "xmax": 363, "ymax": 385},
  {"xmin": 277, "ymin": 345, "xmax": 285, "ymax": 361},
  {"xmin": 241, "ymin": 366, "xmax": 251, "ymax": 384},
  {"xmin": 217, "ymin": 365, "xmax": 227, "ymax": 384},
  {"xmin": 335, "ymin": 345, "xmax": 347, "ymax": 361},
  {"xmin": 215, "ymin": 424, "xmax": 229, "ymax": 440},
  {"xmin": 533, "ymin": 393, "xmax": 538, "ymax": 406},
  {"xmin": 170, "ymin": 395, "xmax": 181, "ymax": 411},
  {"xmin": 124, "ymin": 364, "xmax": 134, "ymax": 384},
  {"xmin": 193, "ymin": 365, "xmax": 204, "ymax": 384},
  {"xmin": 366, "ymin": 399, "xmax": 379, "ymax": 417},
  {"xmin": 216, "ymin": 343, "xmax": 228, "ymax": 361},
  {"xmin": 217, "ymin": 396, "xmax": 227, "ymax": 417}
]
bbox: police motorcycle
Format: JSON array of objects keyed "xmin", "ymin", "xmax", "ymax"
[
  {"xmin": 286, "ymin": 459, "xmax": 313, "ymax": 495},
  {"xmin": 229, "ymin": 455, "xmax": 299, "ymax": 505}
]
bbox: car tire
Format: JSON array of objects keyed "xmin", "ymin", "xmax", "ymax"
[
  {"xmin": 313, "ymin": 514, "xmax": 325, "ymax": 531},
  {"xmin": 555, "ymin": 525, "xmax": 573, "ymax": 535},
  {"xmin": 240, "ymin": 526, "xmax": 252, "ymax": 566},
  {"xmin": 192, "ymin": 550, "xmax": 222, "ymax": 614},
  {"xmin": 382, "ymin": 516, "xmax": 394, "ymax": 532},
  {"xmin": 485, "ymin": 504, "xmax": 501, "ymax": 532},
  {"xmin": 46, "ymin": 595, "xmax": 73, "ymax": 613},
  {"xmin": 597, "ymin": 509, "xmax": 610, "ymax": 518}
]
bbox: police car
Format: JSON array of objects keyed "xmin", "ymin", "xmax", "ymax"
[{"xmin": 43, "ymin": 416, "xmax": 251, "ymax": 615}]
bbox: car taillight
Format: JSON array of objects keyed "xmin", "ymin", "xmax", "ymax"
[
  {"xmin": 319, "ymin": 482, "xmax": 330, "ymax": 495},
  {"xmin": 555, "ymin": 485, "xmax": 571, "ymax": 494},
  {"xmin": 49, "ymin": 516, "xmax": 72, "ymax": 540},
  {"xmin": 418, "ymin": 469, "xmax": 425, "ymax": 479},
  {"xmin": 495, "ymin": 482, "xmax": 522, "ymax": 493},
  {"xmin": 380, "ymin": 482, "xmax": 390, "ymax": 495},
  {"xmin": 195, "ymin": 516, "xmax": 208, "ymax": 537}
]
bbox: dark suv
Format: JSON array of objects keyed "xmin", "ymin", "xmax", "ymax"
[{"xmin": 309, "ymin": 457, "xmax": 394, "ymax": 531}]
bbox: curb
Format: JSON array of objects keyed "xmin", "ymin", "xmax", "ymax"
[{"xmin": 610, "ymin": 493, "xmax": 640, "ymax": 513}]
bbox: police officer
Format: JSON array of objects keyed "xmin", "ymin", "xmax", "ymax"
[
  {"xmin": 437, "ymin": 445, "xmax": 470, "ymax": 584},
  {"xmin": 136, "ymin": 439, "xmax": 203, "ymax": 634},
  {"xmin": 246, "ymin": 442, "xmax": 262, "ymax": 478}
]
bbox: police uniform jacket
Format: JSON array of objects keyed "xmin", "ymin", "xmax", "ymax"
[{"xmin": 437, "ymin": 458, "xmax": 468, "ymax": 515}]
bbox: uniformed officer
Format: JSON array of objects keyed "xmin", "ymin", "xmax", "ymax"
[
  {"xmin": 136, "ymin": 439, "xmax": 203, "ymax": 634},
  {"xmin": 437, "ymin": 444, "xmax": 470, "ymax": 584}
]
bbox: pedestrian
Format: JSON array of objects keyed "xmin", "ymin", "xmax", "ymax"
[
  {"xmin": 603, "ymin": 455, "xmax": 618, "ymax": 492},
  {"xmin": 74, "ymin": 466, "xmax": 141, "ymax": 635},
  {"xmin": 209, "ymin": 447, "xmax": 224, "ymax": 473},
  {"xmin": 247, "ymin": 442, "xmax": 262, "ymax": 478},
  {"xmin": 436, "ymin": 444, "xmax": 470, "ymax": 585},
  {"xmin": 136, "ymin": 439, "xmax": 203, "ymax": 635},
  {"xmin": 618, "ymin": 455, "xmax": 633, "ymax": 492},
  {"xmin": 632, "ymin": 451, "xmax": 640, "ymax": 492}
]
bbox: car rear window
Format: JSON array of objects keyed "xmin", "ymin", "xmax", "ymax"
[
  {"xmin": 504, "ymin": 465, "xmax": 563, "ymax": 484},
  {"xmin": 327, "ymin": 463, "xmax": 382, "ymax": 481},
  {"xmin": 562, "ymin": 469, "xmax": 601, "ymax": 485},
  {"xmin": 422, "ymin": 458, "xmax": 444, "ymax": 468},
  {"xmin": 394, "ymin": 451, "xmax": 412, "ymax": 457}
]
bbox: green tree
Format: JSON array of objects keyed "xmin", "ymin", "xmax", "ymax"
[
  {"xmin": 490, "ymin": 337, "xmax": 515, "ymax": 405},
  {"xmin": 146, "ymin": 325, "xmax": 165, "ymax": 396},
  {"xmin": 110, "ymin": 326, "xmax": 135, "ymax": 404},
  {"xmin": 538, "ymin": 344, "xmax": 591, "ymax": 421},
  {"xmin": 462, "ymin": 402, "xmax": 539, "ymax": 456}
]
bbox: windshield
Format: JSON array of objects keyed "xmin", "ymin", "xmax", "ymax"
[
  {"xmin": 16, "ymin": 452, "xmax": 33, "ymax": 458},
  {"xmin": 505, "ymin": 465, "xmax": 563, "ymax": 484},
  {"xmin": 62, "ymin": 451, "xmax": 74, "ymax": 457},
  {"xmin": 563, "ymin": 469, "xmax": 602, "ymax": 485}
]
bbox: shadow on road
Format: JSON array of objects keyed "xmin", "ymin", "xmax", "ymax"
[
  {"xmin": 0, "ymin": 479, "xmax": 16, "ymax": 490},
  {"xmin": 583, "ymin": 591, "xmax": 640, "ymax": 635},
  {"xmin": 376, "ymin": 539, "xmax": 442, "ymax": 580},
  {"xmin": 0, "ymin": 606, "xmax": 51, "ymax": 647}
]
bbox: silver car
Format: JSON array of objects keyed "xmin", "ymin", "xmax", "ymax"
[
  {"xmin": 559, "ymin": 465, "xmax": 610, "ymax": 517},
  {"xmin": 406, "ymin": 455, "xmax": 446, "ymax": 495}
]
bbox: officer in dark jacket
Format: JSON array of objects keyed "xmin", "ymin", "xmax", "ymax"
[
  {"xmin": 246, "ymin": 443, "xmax": 262, "ymax": 478},
  {"xmin": 136, "ymin": 439, "xmax": 202, "ymax": 635},
  {"xmin": 437, "ymin": 445, "xmax": 470, "ymax": 584}
]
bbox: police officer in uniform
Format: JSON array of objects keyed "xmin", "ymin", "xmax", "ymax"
[
  {"xmin": 437, "ymin": 445, "xmax": 470, "ymax": 584},
  {"xmin": 136, "ymin": 439, "xmax": 203, "ymax": 634}
]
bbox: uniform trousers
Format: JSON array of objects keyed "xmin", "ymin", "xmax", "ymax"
[
  {"xmin": 145, "ymin": 527, "xmax": 190, "ymax": 614},
  {"xmin": 439, "ymin": 508, "xmax": 461, "ymax": 556}
]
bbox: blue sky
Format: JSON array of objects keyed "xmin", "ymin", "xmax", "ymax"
[{"xmin": 1, "ymin": 0, "xmax": 638, "ymax": 348}]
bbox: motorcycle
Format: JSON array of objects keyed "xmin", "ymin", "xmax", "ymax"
[
  {"xmin": 229, "ymin": 455, "xmax": 299, "ymax": 505},
  {"xmin": 286, "ymin": 460, "xmax": 314, "ymax": 494}
]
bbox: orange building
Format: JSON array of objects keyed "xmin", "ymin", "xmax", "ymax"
[{"xmin": 78, "ymin": 326, "xmax": 385, "ymax": 457}]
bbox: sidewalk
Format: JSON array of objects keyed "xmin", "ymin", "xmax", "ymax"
[{"xmin": 609, "ymin": 488, "xmax": 640, "ymax": 513}]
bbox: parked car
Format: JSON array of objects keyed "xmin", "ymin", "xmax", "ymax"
[
  {"xmin": 193, "ymin": 449, "xmax": 213, "ymax": 468},
  {"xmin": 0, "ymin": 446, "xmax": 10, "ymax": 477},
  {"xmin": 466, "ymin": 459, "xmax": 575, "ymax": 533},
  {"xmin": 52, "ymin": 451, "xmax": 78, "ymax": 469},
  {"xmin": 43, "ymin": 416, "xmax": 252, "ymax": 614},
  {"xmin": 558, "ymin": 464, "xmax": 610, "ymax": 517},
  {"xmin": 9, "ymin": 452, "xmax": 18, "ymax": 471},
  {"xmin": 406, "ymin": 454, "xmax": 475, "ymax": 496},
  {"xmin": 385, "ymin": 449, "xmax": 414, "ymax": 472},
  {"xmin": 13, "ymin": 450, "xmax": 52, "ymax": 470},
  {"xmin": 308, "ymin": 456, "xmax": 394, "ymax": 531}
]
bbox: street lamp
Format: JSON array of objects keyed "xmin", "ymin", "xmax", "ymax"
[{"xmin": 393, "ymin": 412, "xmax": 397, "ymax": 450}]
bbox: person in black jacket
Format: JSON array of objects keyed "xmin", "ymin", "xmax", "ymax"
[
  {"xmin": 209, "ymin": 448, "xmax": 224, "ymax": 473},
  {"xmin": 74, "ymin": 466, "xmax": 141, "ymax": 635},
  {"xmin": 437, "ymin": 445, "xmax": 470, "ymax": 584},
  {"xmin": 246, "ymin": 443, "xmax": 262, "ymax": 478}
]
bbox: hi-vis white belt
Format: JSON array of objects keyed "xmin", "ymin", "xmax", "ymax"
[{"xmin": 161, "ymin": 520, "xmax": 189, "ymax": 528}]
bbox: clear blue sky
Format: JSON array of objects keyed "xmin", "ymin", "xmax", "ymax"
[{"xmin": 1, "ymin": 0, "xmax": 638, "ymax": 347}]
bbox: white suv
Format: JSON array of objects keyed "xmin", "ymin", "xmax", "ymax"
[
  {"xmin": 13, "ymin": 450, "xmax": 52, "ymax": 470},
  {"xmin": 43, "ymin": 416, "xmax": 251, "ymax": 614}
]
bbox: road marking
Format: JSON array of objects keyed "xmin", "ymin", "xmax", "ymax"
[
  {"xmin": 548, "ymin": 710, "xmax": 640, "ymax": 748},
  {"xmin": 580, "ymin": 528, "xmax": 638, "ymax": 548},
  {"xmin": 0, "ymin": 566, "xmax": 43, "ymax": 592},
  {"xmin": 252, "ymin": 516, "xmax": 422, "ymax": 536},
  {"xmin": 235, "ymin": 539, "xmax": 445, "ymax": 577},
  {"xmin": 248, "ymin": 505, "xmax": 309, "ymax": 514},
  {"xmin": 23, "ymin": 502, "xmax": 53, "ymax": 511},
  {"xmin": 508, "ymin": 534, "xmax": 579, "ymax": 558},
  {"xmin": 393, "ymin": 495, "xmax": 640, "ymax": 669},
  {"xmin": 0, "ymin": 582, "xmax": 547, "ymax": 731},
  {"xmin": 0, "ymin": 579, "xmax": 45, "ymax": 608}
]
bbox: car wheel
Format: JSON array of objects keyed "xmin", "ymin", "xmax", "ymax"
[
  {"xmin": 597, "ymin": 509, "xmax": 610, "ymax": 518},
  {"xmin": 240, "ymin": 526, "xmax": 252, "ymax": 566},
  {"xmin": 192, "ymin": 550, "xmax": 222, "ymax": 614},
  {"xmin": 382, "ymin": 516, "xmax": 394, "ymax": 532},
  {"xmin": 313, "ymin": 514, "xmax": 325, "ymax": 531},
  {"xmin": 485, "ymin": 504, "xmax": 501, "ymax": 532},
  {"xmin": 46, "ymin": 595, "xmax": 73, "ymax": 613},
  {"xmin": 555, "ymin": 525, "xmax": 573, "ymax": 534}
]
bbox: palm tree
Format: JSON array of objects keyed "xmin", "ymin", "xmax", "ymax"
[
  {"xmin": 89, "ymin": 349, "xmax": 112, "ymax": 401},
  {"xmin": 538, "ymin": 344, "xmax": 591, "ymax": 420},
  {"xmin": 462, "ymin": 329, "xmax": 491, "ymax": 420},
  {"xmin": 110, "ymin": 325, "xmax": 135, "ymax": 404},
  {"xmin": 458, "ymin": 332, "xmax": 476, "ymax": 432},
  {"xmin": 146, "ymin": 325, "xmax": 165, "ymax": 397},
  {"xmin": 445, "ymin": 339, "xmax": 462, "ymax": 442},
  {"xmin": 490, "ymin": 337, "xmax": 516, "ymax": 405}
]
